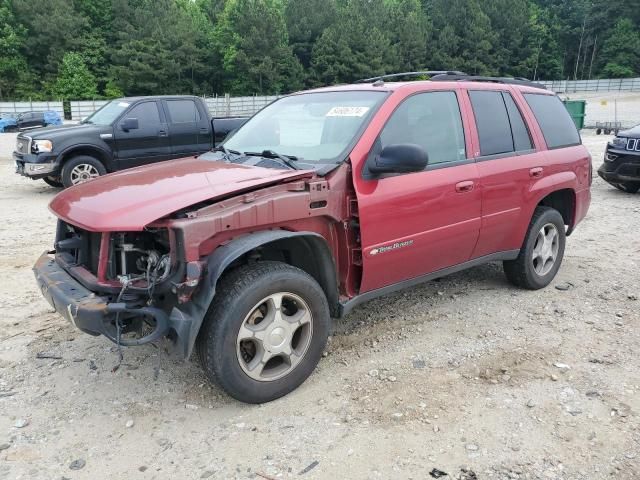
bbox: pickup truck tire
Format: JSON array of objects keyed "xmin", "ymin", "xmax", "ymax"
[
  {"xmin": 42, "ymin": 176, "xmax": 63, "ymax": 188},
  {"xmin": 613, "ymin": 182, "xmax": 640, "ymax": 194},
  {"xmin": 196, "ymin": 261, "xmax": 330, "ymax": 404},
  {"xmin": 503, "ymin": 206, "xmax": 566, "ymax": 290},
  {"xmin": 61, "ymin": 156, "xmax": 107, "ymax": 188}
]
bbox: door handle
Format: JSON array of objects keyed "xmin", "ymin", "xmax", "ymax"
[
  {"xmin": 158, "ymin": 130, "xmax": 168, "ymax": 137},
  {"xmin": 199, "ymin": 127, "xmax": 209, "ymax": 133},
  {"xmin": 529, "ymin": 167, "xmax": 544, "ymax": 178},
  {"xmin": 455, "ymin": 180, "xmax": 475, "ymax": 193}
]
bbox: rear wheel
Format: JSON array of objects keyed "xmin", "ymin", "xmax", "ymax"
[
  {"xmin": 197, "ymin": 261, "xmax": 330, "ymax": 404},
  {"xmin": 613, "ymin": 182, "xmax": 640, "ymax": 194},
  {"xmin": 503, "ymin": 206, "xmax": 566, "ymax": 290},
  {"xmin": 42, "ymin": 176, "xmax": 63, "ymax": 188},
  {"xmin": 61, "ymin": 156, "xmax": 106, "ymax": 188}
]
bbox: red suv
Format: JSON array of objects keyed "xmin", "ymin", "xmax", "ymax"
[{"xmin": 34, "ymin": 73, "xmax": 591, "ymax": 403}]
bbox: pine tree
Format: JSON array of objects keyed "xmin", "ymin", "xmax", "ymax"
[
  {"xmin": 214, "ymin": 0, "xmax": 303, "ymax": 94},
  {"xmin": 52, "ymin": 52, "xmax": 98, "ymax": 99},
  {"xmin": 310, "ymin": 0, "xmax": 399, "ymax": 85},
  {"xmin": 600, "ymin": 19, "xmax": 640, "ymax": 78}
]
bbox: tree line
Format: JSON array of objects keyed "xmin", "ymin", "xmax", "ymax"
[{"xmin": 0, "ymin": 0, "xmax": 639, "ymax": 101}]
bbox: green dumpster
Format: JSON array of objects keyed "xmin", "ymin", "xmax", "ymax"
[{"xmin": 562, "ymin": 100, "xmax": 586, "ymax": 130}]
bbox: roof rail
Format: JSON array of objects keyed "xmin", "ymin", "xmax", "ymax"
[
  {"xmin": 430, "ymin": 74, "xmax": 546, "ymax": 90},
  {"xmin": 355, "ymin": 70, "xmax": 468, "ymax": 84}
]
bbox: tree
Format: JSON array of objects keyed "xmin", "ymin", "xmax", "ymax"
[
  {"xmin": 0, "ymin": 0, "xmax": 30, "ymax": 100},
  {"xmin": 384, "ymin": 0, "xmax": 431, "ymax": 72},
  {"xmin": 109, "ymin": 0, "xmax": 219, "ymax": 96},
  {"xmin": 214, "ymin": 0, "xmax": 303, "ymax": 94},
  {"xmin": 52, "ymin": 52, "xmax": 98, "ymax": 99},
  {"xmin": 310, "ymin": 0, "xmax": 398, "ymax": 85},
  {"xmin": 426, "ymin": 0, "xmax": 497, "ymax": 75},
  {"xmin": 600, "ymin": 19, "xmax": 640, "ymax": 78},
  {"xmin": 285, "ymin": 0, "xmax": 336, "ymax": 76}
]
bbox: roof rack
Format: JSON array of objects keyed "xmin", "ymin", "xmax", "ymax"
[
  {"xmin": 355, "ymin": 70, "xmax": 468, "ymax": 84},
  {"xmin": 430, "ymin": 74, "xmax": 546, "ymax": 90}
]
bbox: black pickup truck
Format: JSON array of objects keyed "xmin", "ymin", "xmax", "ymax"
[{"xmin": 14, "ymin": 95, "xmax": 247, "ymax": 188}]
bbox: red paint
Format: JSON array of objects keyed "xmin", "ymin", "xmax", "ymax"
[
  {"xmin": 48, "ymin": 80, "xmax": 591, "ymax": 301},
  {"xmin": 49, "ymin": 157, "xmax": 313, "ymax": 232}
]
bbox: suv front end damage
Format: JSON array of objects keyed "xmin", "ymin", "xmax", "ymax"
[{"xmin": 33, "ymin": 221, "xmax": 202, "ymax": 355}]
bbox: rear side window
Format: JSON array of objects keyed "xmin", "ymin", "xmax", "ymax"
[
  {"xmin": 523, "ymin": 94, "xmax": 580, "ymax": 149},
  {"xmin": 503, "ymin": 93, "xmax": 532, "ymax": 151},
  {"xmin": 166, "ymin": 100, "xmax": 200, "ymax": 123},
  {"xmin": 469, "ymin": 90, "xmax": 534, "ymax": 156}
]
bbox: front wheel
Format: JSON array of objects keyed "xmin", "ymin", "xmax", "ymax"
[
  {"xmin": 61, "ymin": 156, "xmax": 106, "ymax": 188},
  {"xmin": 503, "ymin": 206, "xmax": 566, "ymax": 290},
  {"xmin": 197, "ymin": 261, "xmax": 330, "ymax": 403}
]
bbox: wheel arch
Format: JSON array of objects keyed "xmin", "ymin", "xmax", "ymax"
[
  {"xmin": 536, "ymin": 188, "xmax": 577, "ymax": 235},
  {"xmin": 177, "ymin": 230, "xmax": 339, "ymax": 359},
  {"xmin": 59, "ymin": 145, "xmax": 113, "ymax": 171}
]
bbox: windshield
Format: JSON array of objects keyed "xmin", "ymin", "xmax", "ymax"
[
  {"xmin": 223, "ymin": 91, "xmax": 387, "ymax": 163},
  {"xmin": 83, "ymin": 100, "xmax": 131, "ymax": 125}
]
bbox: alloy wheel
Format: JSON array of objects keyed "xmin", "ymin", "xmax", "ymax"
[{"xmin": 236, "ymin": 292, "xmax": 313, "ymax": 382}]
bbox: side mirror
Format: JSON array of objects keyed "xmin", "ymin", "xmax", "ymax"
[
  {"xmin": 120, "ymin": 118, "xmax": 139, "ymax": 132},
  {"xmin": 369, "ymin": 144, "xmax": 428, "ymax": 175}
]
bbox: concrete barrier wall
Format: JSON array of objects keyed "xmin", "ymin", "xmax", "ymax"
[{"xmin": 0, "ymin": 101, "xmax": 63, "ymax": 117}]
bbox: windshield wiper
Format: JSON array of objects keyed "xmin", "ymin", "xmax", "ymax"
[
  {"xmin": 212, "ymin": 145, "xmax": 242, "ymax": 161},
  {"xmin": 243, "ymin": 150, "xmax": 300, "ymax": 170}
]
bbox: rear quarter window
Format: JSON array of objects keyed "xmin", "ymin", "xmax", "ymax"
[{"xmin": 523, "ymin": 94, "xmax": 581, "ymax": 149}]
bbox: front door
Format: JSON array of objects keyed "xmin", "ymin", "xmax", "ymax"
[
  {"xmin": 355, "ymin": 91, "xmax": 482, "ymax": 292},
  {"xmin": 113, "ymin": 100, "xmax": 171, "ymax": 169}
]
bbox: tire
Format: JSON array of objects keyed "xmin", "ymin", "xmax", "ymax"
[
  {"xmin": 196, "ymin": 261, "xmax": 330, "ymax": 403},
  {"xmin": 42, "ymin": 176, "xmax": 63, "ymax": 188},
  {"xmin": 61, "ymin": 156, "xmax": 106, "ymax": 188},
  {"xmin": 595, "ymin": 128, "xmax": 601, "ymax": 135},
  {"xmin": 503, "ymin": 206, "xmax": 566, "ymax": 290},
  {"xmin": 613, "ymin": 182, "xmax": 640, "ymax": 194}
]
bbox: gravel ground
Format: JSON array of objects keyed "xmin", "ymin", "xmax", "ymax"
[
  {"xmin": 0, "ymin": 131, "xmax": 638, "ymax": 480},
  {"xmin": 0, "ymin": 132, "xmax": 17, "ymax": 161}
]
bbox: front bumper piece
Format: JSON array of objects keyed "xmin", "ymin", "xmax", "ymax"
[
  {"xmin": 33, "ymin": 252, "xmax": 171, "ymax": 345},
  {"xmin": 598, "ymin": 149, "xmax": 640, "ymax": 184}
]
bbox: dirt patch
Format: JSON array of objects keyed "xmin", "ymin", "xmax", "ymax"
[{"xmin": 1, "ymin": 131, "xmax": 639, "ymax": 479}]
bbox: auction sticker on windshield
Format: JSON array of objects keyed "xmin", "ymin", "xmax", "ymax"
[{"xmin": 326, "ymin": 106, "xmax": 370, "ymax": 117}]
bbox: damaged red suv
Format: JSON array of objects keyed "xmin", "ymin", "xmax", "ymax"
[{"xmin": 34, "ymin": 72, "xmax": 591, "ymax": 403}]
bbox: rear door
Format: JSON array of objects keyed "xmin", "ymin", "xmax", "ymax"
[
  {"xmin": 113, "ymin": 100, "xmax": 171, "ymax": 169},
  {"xmin": 163, "ymin": 99, "xmax": 212, "ymax": 157},
  {"xmin": 356, "ymin": 90, "xmax": 482, "ymax": 292},
  {"xmin": 466, "ymin": 89, "xmax": 541, "ymax": 257}
]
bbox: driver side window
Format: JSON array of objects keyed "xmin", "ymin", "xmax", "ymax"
[
  {"xmin": 379, "ymin": 91, "xmax": 466, "ymax": 166},
  {"xmin": 126, "ymin": 101, "xmax": 161, "ymax": 128}
]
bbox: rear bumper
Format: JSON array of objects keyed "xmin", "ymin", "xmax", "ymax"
[{"xmin": 572, "ymin": 187, "xmax": 591, "ymax": 233}]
